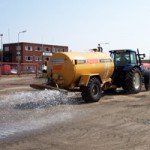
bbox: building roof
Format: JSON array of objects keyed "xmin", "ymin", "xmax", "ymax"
[{"xmin": 3, "ymin": 42, "xmax": 68, "ymax": 47}]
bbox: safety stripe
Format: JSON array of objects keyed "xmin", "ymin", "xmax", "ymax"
[
  {"xmin": 52, "ymin": 65, "xmax": 63, "ymax": 70},
  {"xmin": 99, "ymin": 59, "xmax": 112, "ymax": 63},
  {"xmin": 86, "ymin": 59, "xmax": 99, "ymax": 64}
]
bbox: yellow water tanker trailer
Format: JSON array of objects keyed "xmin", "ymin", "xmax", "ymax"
[{"xmin": 46, "ymin": 52, "xmax": 114, "ymax": 102}]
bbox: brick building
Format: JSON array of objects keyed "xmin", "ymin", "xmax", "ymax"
[{"xmin": 3, "ymin": 42, "xmax": 68, "ymax": 70}]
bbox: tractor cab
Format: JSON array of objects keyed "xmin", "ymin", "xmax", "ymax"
[
  {"xmin": 109, "ymin": 49, "xmax": 138, "ymax": 67},
  {"xmin": 108, "ymin": 49, "xmax": 148, "ymax": 92}
]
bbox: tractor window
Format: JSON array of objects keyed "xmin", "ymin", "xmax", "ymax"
[
  {"xmin": 130, "ymin": 52, "xmax": 137, "ymax": 64},
  {"xmin": 110, "ymin": 53, "xmax": 115, "ymax": 60},
  {"xmin": 114, "ymin": 53, "xmax": 129, "ymax": 66}
]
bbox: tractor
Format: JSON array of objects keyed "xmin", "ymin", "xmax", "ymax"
[{"xmin": 108, "ymin": 49, "xmax": 150, "ymax": 93}]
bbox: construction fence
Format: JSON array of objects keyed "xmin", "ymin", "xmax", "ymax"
[
  {"xmin": 143, "ymin": 63, "xmax": 150, "ymax": 70},
  {"xmin": 0, "ymin": 62, "xmax": 38, "ymax": 77}
]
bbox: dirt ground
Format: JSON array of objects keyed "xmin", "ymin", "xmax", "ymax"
[{"xmin": 0, "ymin": 75, "xmax": 150, "ymax": 150}]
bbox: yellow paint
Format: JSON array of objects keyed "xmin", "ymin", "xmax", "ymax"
[
  {"xmin": 78, "ymin": 75, "xmax": 91, "ymax": 86},
  {"xmin": 47, "ymin": 52, "xmax": 114, "ymax": 89}
]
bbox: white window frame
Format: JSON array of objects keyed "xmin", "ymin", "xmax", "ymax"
[
  {"xmin": 62, "ymin": 48, "xmax": 67, "ymax": 52},
  {"xmin": 53, "ymin": 47, "xmax": 58, "ymax": 52},
  {"xmin": 35, "ymin": 56, "xmax": 42, "ymax": 61},
  {"xmin": 25, "ymin": 56, "xmax": 33, "ymax": 61},
  {"xmin": 44, "ymin": 57, "xmax": 49, "ymax": 61},
  {"xmin": 25, "ymin": 46, "xmax": 33, "ymax": 51},
  {"xmin": 35, "ymin": 46, "xmax": 42, "ymax": 51},
  {"xmin": 44, "ymin": 47, "xmax": 51, "ymax": 51}
]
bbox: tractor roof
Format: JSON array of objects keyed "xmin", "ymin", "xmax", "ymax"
[{"xmin": 109, "ymin": 49, "xmax": 136, "ymax": 53}]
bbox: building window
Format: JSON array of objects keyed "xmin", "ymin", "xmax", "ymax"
[
  {"xmin": 35, "ymin": 56, "xmax": 42, "ymax": 61},
  {"xmin": 25, "ymin": 56, "xmax": 33, "ymax": 61},
  {"xmin": 53, "ymin": 47, "xmax": 58, "ymax": 52},
  {"xmin": 16, "ymin": 56, "xmax": 21, "ymax": 61},
  {"xmin": 25, "ymin": 46, "xmax": 32, "ymax": 51},
  {"xmin": 62, "ymin": 48, "xmax": 67, "ymax": 52},
  {"xmin": 44, "ymin": 57, "xmax": 49, "ymax": 61},
  {"xmin": 16, "ymin": 46, "xmax": 21, "ymax": 51},
  {"xmin": 44, "ymin": 47, "xmax": 51, "ymax": 51},
  {"xmin": 35, "ymin": 46, "xmax": 42, "ymax": 51},
  {"xmin": 4, "ymin": 46, "xmax": 9, "ymax": 52}
]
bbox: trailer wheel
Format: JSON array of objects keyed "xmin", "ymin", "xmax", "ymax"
[
  {"xmin": 143, "ymin": 70, "xmax": 150, "ymax": 91},
  {"xmin": 81, "ymin": 77, "xmax": 101, "ymax": 103},
  {"xmin": 124, "ymin": 68, "xmax": 142, "ymax": 93}
]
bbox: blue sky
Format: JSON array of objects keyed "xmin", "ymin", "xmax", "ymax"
[{"xmin": 0, "ymin": 0, "xmax": 150, "ymax": 58}]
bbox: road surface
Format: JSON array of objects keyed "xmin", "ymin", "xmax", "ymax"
[{"xmin": 0, "ymin": 76, "xmax": 150, "ymax": 150}]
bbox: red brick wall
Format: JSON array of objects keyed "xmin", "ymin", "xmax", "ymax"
[{"xmin": 3, "ymin": 42, "xmax": 68, "ymax": 67}]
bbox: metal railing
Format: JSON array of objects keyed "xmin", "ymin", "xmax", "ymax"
[{"xmin": 0, "ymin": 62, "xmax": 38, "ymax": 77}]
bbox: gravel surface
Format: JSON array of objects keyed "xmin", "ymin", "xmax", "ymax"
[{"xmin": 0, "ymin": 76, "xmax": 150, "ymax": 150}]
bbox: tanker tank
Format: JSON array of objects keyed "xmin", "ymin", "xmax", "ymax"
[{"xmin": 47, "ymin": 52, "xmax": 114, "ymax": 89}]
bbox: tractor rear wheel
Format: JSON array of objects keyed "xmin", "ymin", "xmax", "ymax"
[
  {"xmin": 124, "ymin": 68, "xmax": 142, "ymax": 93},
  {"xmin": 143, "ymin": 70, "xmax": 150, "ymax": 91},
  {"xmin": 81, "ymin": 77, "xmax": 101, "ymax": 103}
]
